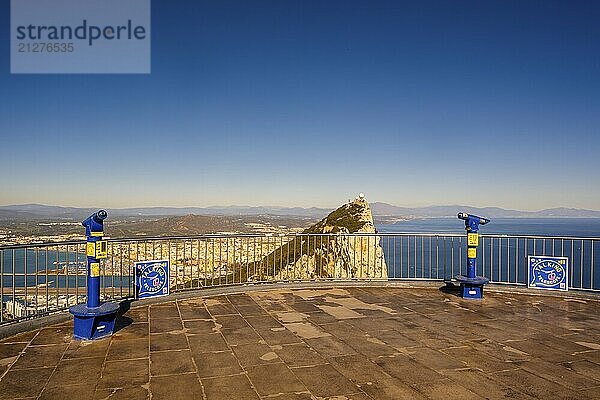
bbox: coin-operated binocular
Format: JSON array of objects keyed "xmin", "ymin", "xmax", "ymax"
[
  {"xmin": 69, "ymin": 210, "xmax": 119, "ymax": 340},
  {"xmin": 455, "ymin": 212, "xmax": 490, "ymax": 299}
]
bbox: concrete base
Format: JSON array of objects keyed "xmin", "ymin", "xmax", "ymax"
[
  {"xmin": 455, "ymin": 275, "xmax": 489, "ymax": 299},
  {"xmin": 69, "ymin": 302, "xmax": 120, "ymax": 340}
]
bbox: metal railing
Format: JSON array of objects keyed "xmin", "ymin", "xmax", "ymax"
[{"xmin": 1, "ymin": 233, "xmax": 598, "ymax": 325}]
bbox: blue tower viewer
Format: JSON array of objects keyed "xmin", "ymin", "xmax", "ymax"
[
  {"xmin": 69, "ymin": 210, "xmax": 119, "ymax": 340},
  {"xmin": 455, "ymin": 212, "xmax": 490, "ymax": 299}
]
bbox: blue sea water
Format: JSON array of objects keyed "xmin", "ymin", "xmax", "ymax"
[
  {"xmin": 378, "ymin": 218, "xmax": 600, "ymax": 289},
  {"xmin": 377, "ymin": 218, "xmax": 600, "ymax": 237}
]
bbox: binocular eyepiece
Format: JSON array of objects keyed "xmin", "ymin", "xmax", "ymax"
[
  {"xmin": 457, "ymin": 212, "xmax": 490, "ymax": 225},
  {"xmin": 82, "ymin": 210, "xmax": 108, "ymax": 231},
  {"xmin": 94, "ymin": 210, "xmax": 108, "ymax": 222}
]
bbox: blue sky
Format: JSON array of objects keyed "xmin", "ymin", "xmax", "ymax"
[{"xmin": 1, "ymin": 1, "xmax": 599, "ymax": 209}]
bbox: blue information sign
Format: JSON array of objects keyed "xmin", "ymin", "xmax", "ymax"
[
  {"xmin": 135, "ymin": 260, "xmax": 170, "ymax": 299},
  {"xmin": 528, "ymin": 256, "xmax": 569, "ymax": 291}
]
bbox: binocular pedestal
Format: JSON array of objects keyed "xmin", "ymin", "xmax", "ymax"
[
  {"xmin": 455, "ymin": 275, "xmax": 489, "ymax": 299},
  {"xmin": 70, "ymin": 302, "xmax": 120, "ymax": 340},
  {"xmin": 455, "ymin": 212, "xmax": 490, "ymax": 300},
  {"xmin": 69, "ymin": 210, "xmax": 119, "ymax": 340}
]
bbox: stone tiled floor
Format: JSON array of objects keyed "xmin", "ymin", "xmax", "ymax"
[{"xmin": 1, "ymin": 286, "xmax": 600, "ymax": 399}]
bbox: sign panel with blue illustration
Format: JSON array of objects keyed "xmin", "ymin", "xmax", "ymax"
[
  {"xmin": 135, "ymin": 260, "xmax": 170, "ymax": 299},
  {"xmin": 528, "ymin": 256, "xmax": 568, "ymax": 291}
]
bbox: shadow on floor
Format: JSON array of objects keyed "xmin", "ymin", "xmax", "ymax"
[
  {"xmin": 113, "ymin": 299, "xmax": 135, "ymax": 333},
  {"xmin": 439, "ymin": 282, "xmax": 462, "ymax": 298}
]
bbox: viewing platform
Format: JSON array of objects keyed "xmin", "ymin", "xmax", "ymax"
[{"xmin": 1, "ymin": 285, "xmax": 599, "ymax": 400}]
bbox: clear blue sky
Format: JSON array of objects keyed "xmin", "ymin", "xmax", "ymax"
[{"xmin": 1, "ymin": 1, "xmax": 599, "ymax": 210}]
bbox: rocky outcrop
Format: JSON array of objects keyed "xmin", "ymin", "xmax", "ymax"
[{"xmin": 258, "ymin": 196, "xmax": 388, "ymax": 280}]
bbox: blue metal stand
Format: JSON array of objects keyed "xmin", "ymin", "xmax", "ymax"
[
  {"xmin": 69, "ymin": 210, "xmax": 119, "ymax": 340},
  {"xmin": 455, "ymin": 212, "xmax": 491, "ymax": 299}
]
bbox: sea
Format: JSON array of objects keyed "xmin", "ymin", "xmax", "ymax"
[{"xmin": 377, "ymin": 217, "xmax": 600, "ymax": 237}]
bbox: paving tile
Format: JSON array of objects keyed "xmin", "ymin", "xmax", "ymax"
[
  {"xmin": 150, "ymin": 332, "xmax": 189, "ymax": 352},
  {"xmin": 371, "ymin": 329, "xmax": 421, "ymax": 349},
  {"xmin": 106, "ymin": 337, "xmax": 149, "ymax": 360},
  {"xmin": 0, "ymin": 330, "xmax": 38, "ymax": 343},
  {"xmin": 304, "ymin": 310, "xmax": 340, "ymax": 324},
  {"xmin": 227, "ymin": 294, "xmax": 257, "ymax": 306},
  {"xmin": 289, "ymin": 300, "xmax": 322, "ymax": 313},
  {"xmin": 187, "ymin": 332, "xmax": 230, "ymax": 353},
  {"xmin": 11, "ymin": 343, "xmax": 67, "ymax": 369},
  {"xmin": 440, "ymin": 345, "xmax": 517, "ymax": 373},
  {"xmin": 184, "ymin": 319, "xmax": 217, "ymax": 334},
  {"xmin": 150, "ymin": 349, "xmax": 196, "ymax": 376},
  {"xmin": 0, "ymin": 367, "xmax": 54, "ymax": 398},
  {"xmin": 246, "ymin": 363, "xmax": 306, "ymax": 396},
  {"xmin": 231, "ymin": 342, "xmax": 280, "ymax": 367},
  {"xmin": 359, "ymin": 374, "xmax": 428, "ymax": 400},
  {"xmin": 579, "ymin": 385, "xmax": 600, "ymax": 399},
  {"xmin": 330, "ymin": 353, "xmax": 391, "ymax": 384},
  {"xmin": 178, "ymin": 305, "xmax": 211, "ymax": 320},
  {"xmin": 343, "ymin": 336, "xmax": 398, "ymax": 359},
  {"xmin": 202, "ymin": 374, "xmax": 260, "ymax": 400},
  {"xmin": 193, "ymin": 350, "xmax": 242, "ymax": 378},
  {"xmin": 206, "ymin": 302, "xmax": 238, "ymax": 316},
  {"xmin": 254, "ymin": 326, "xmax": 303, "ymax": 345},
  {"xmin": 30, "ymin": 326, "xmax": 72, "ymax": 345},
  {"xmin": 492, "ymin": 368, "xmax": 592, "ymax": 399},
  {"xmin": 274, "ymin": 342, "xmax": 327, "ymax": 367},
  {"xmin": 40, "ymin": 383, "xmax": 96, "ymax": 400},
  {"xmin": 112, "ymin": 322, "xmax": 149, "ymax": 340},
  {"xmin": 150, "ymin": 373, "xmax": 203, "ymax": 400},
  {"xmin": 503, "ymin": 338, "xmax": 576, "ymax": 363},
  {"xmin": 413, "ymin": 377, "xmax": 485, "ymax": 400},
  {"xmin": 402, "ymin": 347, "xmax": 467, "ymax": 371},
  {"xmin": 149, "ymin": 303, "xmax": 179, "ymax": 319},
  {"xmin": 215, "ymin": 314, "xmax": 249, "ymax": 330},
  {"xmin": 583, "ymin": 350, "xmax": 600, "ymax": 364},
  {"xmin": 521, "ymin": 358, "xmax": 600, "ymax": 390},
  {"xmin": 94, "ymin": 386, "xmax": 150, "ymax": 400},
  {"xmin": 233, "ymin": 304, "xmax": 269, "ymax": 316},
  {"xmin": 98, "ymin": 358, "xmax": 149, "ymax": 388},
  {"xmin": 375, "ymin": 354, "xmax": 444, "ymax": 386},
  {"xmin": 564, "ymin": 359, "xmax": 600, "ymax": 381},
  {"xmin": 221, "ymin": 326, "xmax": 264, "ymax": 346},
  {"xmin": 441, "ymin": 368, "xmax": 536, "ymax": 399},
  {"xmin": 305, "ymin": 336, "xmax": 357, "ymax": 358},
  {"xmin": 0, "ymin": 342, "xmax": 27, "ymax": 359},
  {"xmin": 245, "ymin": 315, "xmax": 284, "ymax": 329},
  {"xmin": 260, "ymin": 392, "xmax": 313, "ymax": 400},
  {"xmin": 46, "ymin": 356, "xmax": 104, "ymax": 387},
  {"xmin": 150, "ymin": 318, "xmax": 183, "ymax": 334},
  {"xmin": 292, "ymin": 364, "xmax": 360, "ymax": 397},
  {"xmin": 63, "ymin": 338, "xmax": 110, "ymax": 359},
  {"xmin": 123, "ymin": 306, "xmax": 149, "ymax": 322}
]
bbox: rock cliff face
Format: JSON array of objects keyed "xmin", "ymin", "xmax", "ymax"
[{"xmin": 259, "ymin": 197, "xmax": 388, "ymax": 280}]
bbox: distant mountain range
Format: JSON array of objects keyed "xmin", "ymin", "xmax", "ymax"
[
  {"xmin": 370, "ymin": 203, "xmax": 600, "ymax": 219},
  {"xmin": 1, "ymin": 202, "xmax": 600, "ymax": 222}
]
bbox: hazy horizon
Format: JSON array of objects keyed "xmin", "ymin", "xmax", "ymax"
[{"xmin": 2, "ymin": 199, "xmax": 600, "ymax": 213}]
